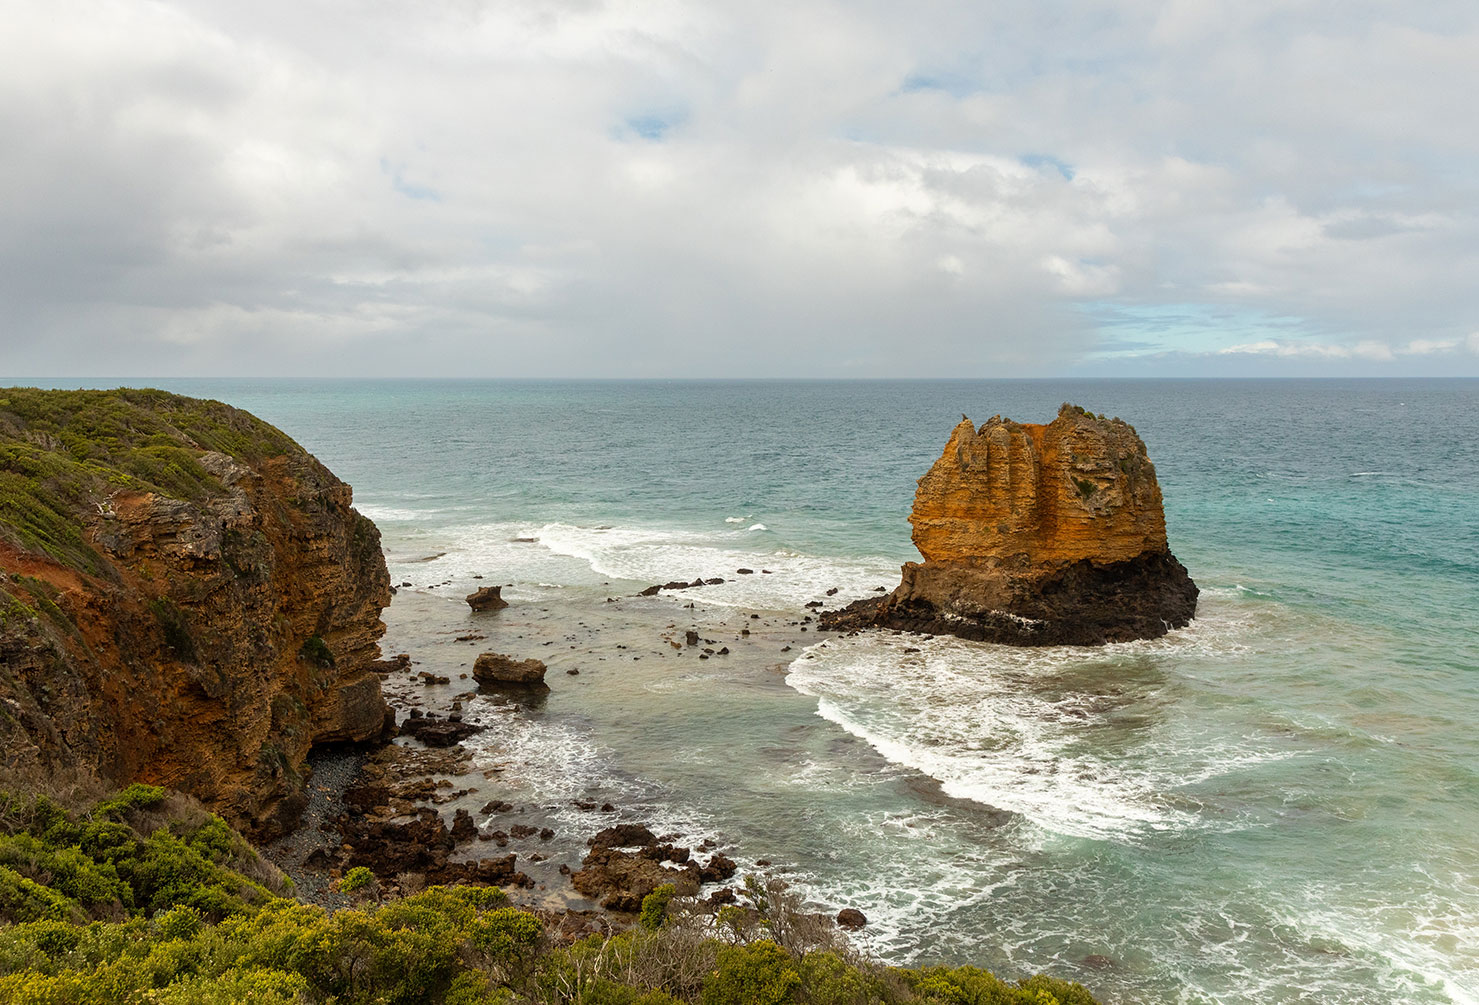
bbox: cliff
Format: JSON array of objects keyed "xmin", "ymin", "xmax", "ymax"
[
  {"xmin": 823, "ymin": 404, "xmax": 1197, "ymax": 645},
  {"xmin": 0, "ymin": 388, "xmax": 392, "ymax": 838}
]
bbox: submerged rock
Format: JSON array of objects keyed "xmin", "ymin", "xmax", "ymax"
[{"xmin": 822, "ymin": 404, "xmax": 1197, "ymax": 645}]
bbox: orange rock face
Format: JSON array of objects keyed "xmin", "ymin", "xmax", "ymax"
[
  {"xmin": 0, "ymin": 392, "xmax": 392, "ymax": 837},
  {"xmin": 824, "ymin": 404, "xmax": 1197, "ymax": 645},
  {"xmin": 910, "ymin": 406, "xmax": 1168, "ymax": 569}
]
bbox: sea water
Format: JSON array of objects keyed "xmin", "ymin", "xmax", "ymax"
[{"xmin": 26, "ymin": 377, "xmax": 1479, "ymax": 1005}]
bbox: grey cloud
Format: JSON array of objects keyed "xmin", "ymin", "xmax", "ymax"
[{"xmin": 1, "ymin": 0, "xmax": 1477, "ymax": 377}]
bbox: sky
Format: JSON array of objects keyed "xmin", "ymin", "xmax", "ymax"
[{"xmin": 2, "ymin": 0, "xmax": 1478, "ymax": 378}]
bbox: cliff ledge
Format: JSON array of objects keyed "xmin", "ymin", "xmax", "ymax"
[{"xmin": 0, "ymin": 388, "xmax": 392, "ymax": 838}]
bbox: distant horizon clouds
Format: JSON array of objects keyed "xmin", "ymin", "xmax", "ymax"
[{"xmin": 2, "ymin": 0, "xmax": 1477, "ymax": 378}]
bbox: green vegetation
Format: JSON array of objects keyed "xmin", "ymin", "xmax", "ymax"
[
  {"xmin": 300, "ymin": 635, "xmax": 336, "ymax": 669},
  {"xmin": 1072, "ymin": 477, "xmax": 1096, "ymax": 500},
  {"xmin": 0, "ymin": 783, "xmax": 1106, "ymax": 1005},
  {"xmin": 0, "ymin": 388, "xmax": 302, "ymax": 573}
]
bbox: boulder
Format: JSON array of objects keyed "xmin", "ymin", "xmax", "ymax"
[
  {"xmin": 473, "ymin": 652, "xmax": 547, "ymax": 686},
  {"xmin": 836, "ymin": 908, "xmax": 867, "ymax": 930},
  {"xmin": 465, "ymin": 585, "xmax": 509, "ymax": 611}
]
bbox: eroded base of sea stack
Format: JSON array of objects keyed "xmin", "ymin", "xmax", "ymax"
[
  {"xmin": 823, "ymin": 404, "xmax": 1198, "ymax": 647},
  {"xmin": 822, "ymin": 551, "xmax": 1198, "ymax": 646}
]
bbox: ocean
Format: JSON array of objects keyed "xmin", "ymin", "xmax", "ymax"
[{"xmin": 26, "ymin": 377, "xmax": 1479, "ymax": 1005}]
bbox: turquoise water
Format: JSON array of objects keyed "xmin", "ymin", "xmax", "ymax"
[{"xmin": 25, "ymin": 378, "xmax": 1479, "ymax": 1004}]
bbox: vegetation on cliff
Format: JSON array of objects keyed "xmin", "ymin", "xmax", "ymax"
[
  {"xmin": 0, "ymin": 388, "xmax": 299, "ymax": 575},
  {"xmin": 0, "ymin": 780, "xmax": 1104, "ymax": 1005},
  {"xmin": 0, "ymin": 387, "xmax": 391, "ymax": 839}
]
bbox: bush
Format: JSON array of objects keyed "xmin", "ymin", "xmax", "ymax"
[
  {"xmin": 0, "ymin": 865, "xmax": 78, "ymax": 923},
  {"xmin": 640, "ymin": 882, "xmax": 676, "ymax": 930},
  {"xmin": 336, "ymin": 866, "xmax": 376, "ymax": 894},
  {"xmin": 468, "ymin": 907, "xmax": 545, "ymax": 985},
  {"xmin": 702, "ymin": 939, "xmax": 802, "ymax": 1005}
]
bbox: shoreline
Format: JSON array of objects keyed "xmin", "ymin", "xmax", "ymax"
[{"xmin": 265, "ymin": 580, "xmax": 842, "ymax": 934}]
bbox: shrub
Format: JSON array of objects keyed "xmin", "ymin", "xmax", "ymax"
[
  {"xmin": 94, "ymin": 783, "xmax": 168, "ymax": 819},
  {"xmin": 0, "ymin": 865, "xmax": 81, "ymax": 924},
  {"xmin": 468, "ymin": 907, "xmax": 545, "ymax": 985},
  {"xmin": 702, "ymin": 939, "xmax": 801, "ymax": 1005},
  {"xmin": 336, "ymin": 866, "xmax": 376, "ymax": 894},
  {"xmin": 640, "ymin": 882, "xmax": 676, "ymax": 931},
  {"xmin": 154, "ymin": 904, "xmax": 205, "ymax": 941}
]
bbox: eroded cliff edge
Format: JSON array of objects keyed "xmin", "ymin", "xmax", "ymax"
[
  {"xmin": 0, "ymin": 388, "xmax": 392, "ymax": 838},
  {"xmin": 823, "ymin": 403, "xmax": 1198, "ymax": 645}
]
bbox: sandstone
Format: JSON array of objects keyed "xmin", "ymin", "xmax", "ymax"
[
  {"xmin": 472, "ymin": 652, "xmax": 548, "ymax": 687},
  {"xmin": 0, "ymin": 389, "xmax": 393, "ymax": 839},
  {"xmin": 822, "ymin": 404, "xmax": 1197, "ymax": 645},
  {"xmin": 465, "ymin": 584, "xmax": 509, "ymax": 611}
]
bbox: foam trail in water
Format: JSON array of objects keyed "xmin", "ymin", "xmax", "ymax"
[{"xmin": 786, "ymin": 600, "xmax": 1281, "ymax": 844}]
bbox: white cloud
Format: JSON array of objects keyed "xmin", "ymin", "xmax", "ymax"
[{"xmin": 1, "ymin": 0, "xmax": 1477, "ymax": 376}]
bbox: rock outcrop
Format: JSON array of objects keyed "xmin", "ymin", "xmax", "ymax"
[
  {"xmin": 0, "ymin": 388, "xmax": 393, "ymax": 838},
  {"xmin": 464, "ymin": 585, "xmax": 508, "ymax": 611},
  {"xmin": 822, "ymin": 404, "xmax": 1197, "ymax": 645},
  {"xmin": 472, "ymin": 653, "xmax": 548, "ymax": 687}
]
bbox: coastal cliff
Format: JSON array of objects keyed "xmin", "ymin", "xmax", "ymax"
[
  {"xmin": 0, "ymin": 388, "xmax": 392, "ymax": 838},
  {"xmin": 824, "ymin": 404, "xmax": 1197, "ymax": 644}
]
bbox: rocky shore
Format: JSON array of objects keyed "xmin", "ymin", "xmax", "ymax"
[{"xmin": 260, "ymin": 583, "xmax": 852, "ymax": 938}]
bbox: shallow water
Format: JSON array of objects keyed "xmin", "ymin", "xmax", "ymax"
[{"xmin": 29, "ymin": 377, "xmax": 1479, "ymax": 1004}]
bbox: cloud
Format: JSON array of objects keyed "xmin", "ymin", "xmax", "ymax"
[{"xmin": 1, "ymin": 0, "xmax": 1477, "ymax": 376}]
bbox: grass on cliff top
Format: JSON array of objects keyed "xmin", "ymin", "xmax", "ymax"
[
  {"xmin": 0, "ymin": 387, "xmax": 302, "ymax": 574},
  {"xmin": 0, "ymin": 778, "xmax": 1106, "ymax": 1005}
]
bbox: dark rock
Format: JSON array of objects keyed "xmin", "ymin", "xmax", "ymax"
[
  {"xmin": 836, "ymin": 908, "xmax": 867, "ymax": 930},
  {"xmin": 704, "ymin": 578, "xmax": 725, "ymax": 585},
  {"xmin": 589, "ymin": 823, "xmax": 657, "ymax": 848},
  {"xmin": 473, "ymin": 652, "xmax": 548, "ymax": 686},
  {"xmin": 465, "ymin": 585, "xmax": 509, "ymax": 611},
  {"xmin": 638, "ymin": 584, "xmax": 662, "ymax": 596},
  {"xmin": 451, "ymin": 808, "xmax": 477, "ymax": 843},
  {"xmin": 572, "ymin": 846, "xmax": 700, "ymax": 912},
  {"xmin": 699, "ymin": 852, "xmax": 737, "ymax": 884},
  {"xmin": 685, "ymin": 630, "xmax": 699, "ymax": 646},
  {"xmin": 539, "ymin": 828, "xmax": 555, "ymax": 840},
  {"xmin": 509, "ymin": 824, "xmax": 538, "ymax": 840},
  {"xmin": 398, "ymin": 715, "xmax": 481, "ymax": 747},
  {"xmin": 1082, "ymin": 955, "xmax": 1116, "ymax": 970},
  {"xmin": 706, "ymin": 887, "xmax": 738, "ymax": 907},
  {"xmin": 826, "ymin": 587, "xmax": 839, "ymax": 596},
  {"xmin": 736, "ymin": 568, "xmax": 753, "ymax": 575}
]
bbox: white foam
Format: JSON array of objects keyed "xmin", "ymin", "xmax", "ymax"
[
  {"xmin": 748, "ymin": 523, "xmax": 768, "ymax": 531},
  {"xmin": 357, "ymin": 504, "xmax": 423, "ymax": 522},
  {"xmin": 785, "ymin": 603, "xmax": 1279, "ymax": 844}
]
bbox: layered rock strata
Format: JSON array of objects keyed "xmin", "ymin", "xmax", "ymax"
[
  {"xmin": 822, "ymin": 404, "xmax": 1197, "ymax": 645},
  {"xmin": 0, "ymin": 388, "xmax": 393, "ymax": 837}
]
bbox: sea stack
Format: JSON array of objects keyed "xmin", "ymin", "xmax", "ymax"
[{"xmin": 823, "ymin": 403, "xmax": 1197, "ymax": 645}]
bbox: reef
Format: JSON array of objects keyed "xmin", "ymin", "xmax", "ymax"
[
  {"xmin": 823, "ymin": 403, "xmax": 1197, "ymax": 645},
  {"xmin": 0, "ymin": 388, "xmax": 393, "ymax": 838}
]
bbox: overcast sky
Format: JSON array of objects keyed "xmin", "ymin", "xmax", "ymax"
[{"xmin": 2, "ymin": 0, "xmax": 1477, "ymax": 378}]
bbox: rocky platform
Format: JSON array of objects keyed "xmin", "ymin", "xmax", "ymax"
[{"xmin": 823, "ymin": 404, "xmax": 1197, "ymax": 645}]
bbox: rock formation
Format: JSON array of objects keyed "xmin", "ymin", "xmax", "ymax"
[
  {"xmin": 0, "ymin": 388, "xmax": 393, "ymax": 838},
  {"xmin": 472, "ymin": 653, "xmax": 548, "ymax": 687},
  {"xmin": 822, "ymin": 404, "xmax": 1197, "ymax": 645},
  {"xmin": 464, "ymin": 585, "xmax": 508, "ymax": 611}
]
